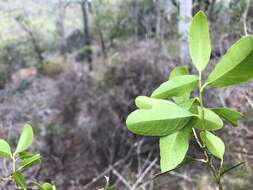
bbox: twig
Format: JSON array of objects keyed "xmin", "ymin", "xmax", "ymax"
[
  {"xmin": 82, "ymin": 167, "xmax": 113, "ymax": 190},
  {"xmin": 110, "ymin": 166, "xmax": 132, "ymax": 189},
  {"xmin": 82, "ymin": 142, "xmax": 139, "ymax": 189},
  {"xmin": 137, "ymin": 150, "xmax": 153, "ymax": 177},
  {"xmin": 140, "ymin": 158, "xmax": 196, "ymax": 182},
  {"xmin": 131, "ymin": 158, "xmax": 158, "ymax": 190},
  {"xmin": 243, "ymin": 0, "xmax": 250, "ymax": 36}
]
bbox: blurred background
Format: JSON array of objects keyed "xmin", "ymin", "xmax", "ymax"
[{"xmin": 0, "ymin": 0, "xmax": 253, "ymax": 189}]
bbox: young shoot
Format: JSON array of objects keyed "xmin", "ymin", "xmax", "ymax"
[{"xmin": 0, "ymin": 124, "xmax": 56, "ymax": 190}]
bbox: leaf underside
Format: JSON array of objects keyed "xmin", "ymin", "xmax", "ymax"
[
  {"xmin": 0, "ymin": 139, "xmax": 12, "ymax": 158},
  {"xmin": 194, "ymin": 107, "xmax": 223, "ymax": 131},
  {"xmin": 126, "ymin": 96, "xmax": 194, "ymax": 136},
  {"xmin": 159, "ymin": 126, "xmax": 191, "ymax": 172},
  {"xmin": 200, "ymin": 131, "xmax": 225, "ymax": 159},
  {"xmin": 151, "ymin": 75, "xmax": 198, "ymax": 99},
  {"xmin": 15, "ymin": 124, "xmax": 34, "ymax": 154},
  {"xmin": 211, "ymin": 107, "xmax": 242, "ymax": 126}
]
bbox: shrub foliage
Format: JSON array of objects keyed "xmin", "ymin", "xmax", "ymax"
[{"xmin": 126, "ymin": 11, "xmax": 253, "ymax": 189}]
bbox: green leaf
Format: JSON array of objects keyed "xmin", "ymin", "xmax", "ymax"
[
  {"xmin": 15, "ymin": 124, "xmax": 34, "ymax": 154},
  {"xmin": 40, "ymin": 183, "xmax": 55, "ymax": 190},
  {"xmin": 12, "ymin": 171, "xmax": 27, "ymax": 189},
  {"xmin": 221, "ymin": 162, "xmax": 244, "ymax": 177},
  {"xmin": 105, "ymin": 186, "xmax": 116, "ymax": 190},
  {"xmin": 135, "ymin": 96, "xmax": 153, "ymax": 109},
  {"xmin": 33, "ymin": 182, "xmax": 56, "ymax": 190},
  {"xmin": 19, "ymin": 151, "xmax": 35, "ymax": 159},
  {"xmin": 159, "ymin": 126, "xmax": 191, "ymax": 172},
  {"xmin": 177, "ymin": 98, "xmax": 199, "ymax": 114},
  {"xmin": 189, "ymin": 11, "xmax": 211, "ymax": 72},
  {"xmin": 206, "ymin": 36, "xmax": 253, "ymax": 87},
  {"xmin": 151, "ymin": 75, "xmax": 198, "ymax": 99},
  {"xmin": 194, "ymin": 107, "xmax": 223, "ymax": 131},
  {"xmin": 19, "ymin": 153, "xmax": 41, "ymax": 171},
  {"xmin": 0, "ymin": 139, "xmax": 12, "ymax": 158},
  {"xmin": 126, "ymin": 96, "xmax": 194, "ymax": 136},
  {"xmin": 169, "ymin": 66, "xmax": 188, "ymax": 79},
  {"xmin": 200, "ymin": 131, "xmax": 225, "ymax": 159},
  {"xmin": 211, "ymin": 107, "xmax": 242, "ymax": 126},
  {"xmin": 169, "ymin": 66, "xmax": 191, "ymax": 104}
]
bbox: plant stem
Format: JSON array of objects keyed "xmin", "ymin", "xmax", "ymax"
[
  {"xmin": 198, "ymin": 72, "xmax": 205, "ymax": 128},
  {"xmin": 216, "ymin": 175, "xmax": 223, "ymax": 190},
  {"xmin": 192, "ymin": 128, "xmax": 204, "ymax": 148},
  {"xmin": 198, "ymin": 72, "xmax": 224, "ymax": 190},
  {"xmin": 12, "ymin": 155, "xmax": 16, "ymax": 173}
]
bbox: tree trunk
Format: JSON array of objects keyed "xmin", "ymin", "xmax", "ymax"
[
  {"xmin": 94, "ymin": 3, "xmax": 107, "ymax": 58},
  {"xmin": 15, "ymin": 16, "xmax": 44, "ymax": 63},
  {"xmin": 56, "ymin": 0, "xmax": 67, "ymax": 57},
  {"xmin": 208, "ymin": 0, "xmax": 216, "ymax": 21},
  {"xmin": 81, "ymin": 0, "xmax": 93, "ymax": 70},
  {"xmin": 155, "ymin": 0, "xmax": 165, "ymax": 51},
  {"xmin": 179, "ymin": 0, "xmax": 192, "ymax": 63},
  {"xmin": 98, "ymin": 26, "xmax": 107, "ymax": 58},
  {"xmin": 155, "ymin": 1, "xmax": 161, "ymax": 40},
  {"xmin": 155, "ymin": 0, "xmax": 171, "ymax": 55},
  {"xmin": 133, "ymin": 0, "xmax": 139, "ymax": 41}
]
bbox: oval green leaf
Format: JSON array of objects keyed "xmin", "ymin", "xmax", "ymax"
[
  {"xmin": 169, "ymin": 66, "xmax": 189, "ymax": 79},
  {"xmin": 135, "ymin": 96, "xmax": 154, "ymax": 109},
  {"xmin": 160, "ymin": 126, "xmax": 191, "ymax": 172},
  {"xmin": 151, "ymin": 75, "xmax": 198, "ymax": 99},
  {"xmin": 193, "ymin": 107, "xmax": 223, "ymax": 131},
  {"xmin": 169, "ymin": 66, "xmax": 191, "ymax": 104},
  {"xmin": 0, "ymin": 139, "xmax": 12, "ymax": 158},
  {"xmin": 211, "ymin": 107, "xmax": 242, "ymax": 126},
  {"xmin": 15, "ymin": 124, "xmax": 34, "ymax": 154},
  {"xmin": 41, "ymin": 183, "xmax": 54, "ymax": 190},
  {"xmin": 177, "ymin": 98, "xmax": 199, "ymax": 113},
  {"xmin": 19, "ymin": 153, "xmax": 41, "ymax": 171},
  {"xmin": 206, "ymin": 36, "xmax": 253, "ymax": 87},
  {"xmin": 126, "ymin": 96, "xmax": 194, "ymax": 136},
  {"xmin": 189, "ymin": 11, "xmax": 211, "ymax": 72},
  {"xmin": 12, "ymin": 171, "xmax": 27, "ymax": 189},
  {"xmin": 200, "ymin": 131, "xmax": 225, "ymax": 160}
]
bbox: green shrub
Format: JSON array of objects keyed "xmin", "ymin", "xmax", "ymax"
[{"xmin": 38, "ymin": 56, "xmax": 66, "ymax": 77}]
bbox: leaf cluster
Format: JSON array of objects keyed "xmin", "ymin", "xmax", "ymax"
[
  {"xmin": 126, "ymin": 10, "xmax": 252, "ymax": 186},
  {"xmin": 0, "ymin": 124, "xmax": 56, "ymax": 190}
]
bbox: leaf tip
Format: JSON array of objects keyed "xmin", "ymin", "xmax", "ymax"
[{"xmin": 195, "ymin": 10, "xmax": 207, "ymax": 18}]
